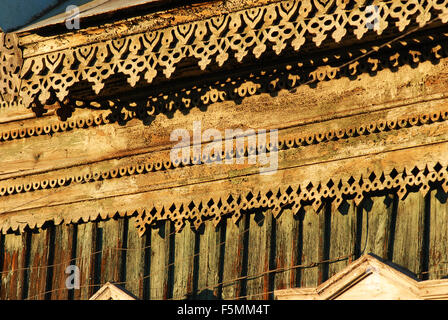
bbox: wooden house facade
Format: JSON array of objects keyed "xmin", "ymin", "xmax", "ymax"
[{"xmin": 1, "ymin": 0, "xmax": 448, "ymax": 300}]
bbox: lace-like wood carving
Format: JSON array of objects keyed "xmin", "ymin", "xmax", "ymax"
[
  {"xmin": 0, "ymin": 32, "xmax": 22, "ymax": 108},
  {"xmin": 4, "ymin": 0, "xmax": 448, "ymax": 108}
]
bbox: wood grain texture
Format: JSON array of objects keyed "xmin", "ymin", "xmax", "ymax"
[
  {"xmin": 0, "ymin": 232, "xmax": 27, "ymax": 299},
  {"xmin": 4, "ymin": 59, "xmax": 448, "ymax": 235},
  {"xmin": 246, "ymin": 210, "xmax": 272, "ymax": 300},
  {"xmin": 3, "ymin": 120, "xmax": 448, "ymax": 236},
  {"xmin": 299, "ymin": 206, "xmax": 322, "ymax": 288},
  {"xmin": 4, "ymin": 0, "xmax": 448, "ymax": 301},
  {"xmin": 275, "ymin": 254, "xmax": 448, "ymax": 300},
  {"xmin": 273, "ymin": 208, "xmax": 300, "ymax": 291},
  {"xmin": 18, "ymin": 0, "xmax": 283, "ymax": 55},
  {"xmin": 221, "ymin": 215, "xmax": 246, "ymax": 299},
  {"xmin": 148, "ymin": 221, "xmax": 170, "ymax": 300},
  {"xmin": 429, "ymin": 189, "xmax": 448, "ymax": 280},
  {"xmin": 197, "ymin": 220, "xmax": 221, "ymax": 299},
  {"xmin": 391, "ymin": 191, "xmax": 426, "ymax": 276},
  {"xmin": 2, "ymin": 93, "xmax": 448, "ymax": 185},
  {"xmin": 48, "ymin": 224, "xmax": 75, "ymax": 300},
  {"xmin": 98, "ymin": 218, "xmax": 125, "ymax": 286},
  {"xmin": 25, "ymin": 229, "xmax": 51, "ymax": 300},
  {"xmin": 172, "ymin": 221, "xmax": 196, "ymax": 300},
  {"xmin": 73, "ymin": 222, "xmax": 95, "ymax": 300},
  {"xmin": 0, "ymin": 234, "xmax": 3, "ymax": 295},
  {"xmin": 359, "ymin": 195, "xmax": 395, "ymax": 259},
  {"xmin": 124, "ymin": 217, "xmax": 147, "ymax": 298},
  {"xmin": 327, "ymin": 200, "xmax": 357, "ymax": 279}
]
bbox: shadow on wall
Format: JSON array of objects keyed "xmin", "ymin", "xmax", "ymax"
[{"xmin": 38, "ymin": 27, "xmax": 448, "ymax": 128}]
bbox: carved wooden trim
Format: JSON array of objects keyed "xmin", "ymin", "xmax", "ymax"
[
  {"xmin": 70, "ymin": 31, "xmax": 448, "ymax": 123},
  {"xmin": 2, "ymin": 0, "xmax": 448, "ymax": 238},
  {"xmin": 1, "ymin": 135, "xmax": 448, "ymax": 236},
  {"xmin": 1, "ymin": 30, "xmax": 447, "ymax": 139},
  {"xmin": 2, "ymin": 55, "xmax": 448, "ymax": 236},
  {"xmin": 2, "ymin": 0, "xmax": 448, "ymax": 108},
  {"xmin": 1, "ymin": 106, "xmax": 446, "ymax": 199},
  {"xmin": 89, "ymin": 282, "xmax": 137, "ymax": 300},
  {"xmin": 0, "ymin": 110, "xmax": 110, "ymax": 142},
  {"xmin": 275, "ymin": 254, "xmax": 448, "ymax": 300},
  {"xmin": 0, "ymin": 32, "xmax": 23, "ymax": 109}
]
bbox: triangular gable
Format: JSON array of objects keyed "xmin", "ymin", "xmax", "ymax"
[
  {"xmin": 89, "ymin": 282, "xmax": 137, "ymax": 300},
  {"xmin": 275, "ymin": 254, "xmax": 448, "ymax": 300}
]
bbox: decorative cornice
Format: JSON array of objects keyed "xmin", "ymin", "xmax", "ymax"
[
  {"xmin": 1, "ymin": 29, "xmax": 446, "ymax": 131},
  {"xmin": 133, "ymin": 161, "xmax": 447, "ymax": 236},
  {"xmin": 1, "ymin": 114, "xmax": 448, "ymax": 236},
  {"xmin": 2, "ymin": 0, "xmax": 448, "ymax": 237},
  {"xmin": 1, "ymin": 147, "xmax": 446, "ymax": 236},
  {"xmin": 0, "ymin": 106, "xmax": 447, "ymax": 199},
  {"xmin": 0, "ymin": 110, "xmax": 110, "ymax": 142},
  {"xmin": 100, "ymin": 34, "xmax": 448, "ymax": 121},
  {"xmin": 0, "ymin": 32, "xmax": 22, "ymax": 109},
  {"xmin": 2, "ymin": 0, "xmax": 448, "ymax": 109}
]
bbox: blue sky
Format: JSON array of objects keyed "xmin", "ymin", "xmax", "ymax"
[{"xmin": 0, "ymin": 0, "xmax": 91, "ymax": 32}]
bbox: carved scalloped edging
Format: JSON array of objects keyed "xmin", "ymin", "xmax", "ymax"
[
  {"xmin": 1, "ymin": 140, "xmax": 447, "ymax": 235},
  {"xmin": 1, "ymin": 107, "xmax": 447, "ymax": 199},
  {"xmin": 0, "ymin": 157, "xmax": 448, "ymax": 236},
  {"xmin": 133, "ymin": 161, "xmax": 448, "ymax": 236},
  {"xmin": 12, "ymin": 0, "xmax": 448, "ymax": 108},
  {"xmin": 2, "ymin": 34, "xmax": 446, "ymax": 140},
  {"xmin": 77, "ymin": 35, "xmax": 448, "ymax": 120},
  {"xmin": 3, "ymin": 160, "xmax": 442, "ymax": 236},
  {"xmin": 0, "ymin": 32, "xmax": 23, "ymax": 109},
  {"xmin": 0, "ymin": 111, "xmax": 110, "ymax": 142}
]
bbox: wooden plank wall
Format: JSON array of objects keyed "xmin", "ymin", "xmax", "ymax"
[{"xmin": 0, "ymin": 189, "xmax": 447, "ymax": 300}]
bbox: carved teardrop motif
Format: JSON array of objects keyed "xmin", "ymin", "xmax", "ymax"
[
  {"xmin": 6, "ymin": 0, "xmax": 448, "ymax": 108},
  {"xmin": 313, "ymin": 0, "xmax": 335, "ymax": 12}
]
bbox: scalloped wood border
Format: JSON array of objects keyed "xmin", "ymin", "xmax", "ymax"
[
  {"xmin": 1, "ymin": 132, "xmax": 448, "ymax": 236},
  {"xmin": 2, "ymin": 0, "xmax": 448, "ymax": 108}
]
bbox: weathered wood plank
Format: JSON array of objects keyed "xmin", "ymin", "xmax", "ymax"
[
  {"xmin": 246, "ymin": 210, "xmax": 272, "ymax": 300},
  {"xmin": 197, "ymin": 220, "xmax": 221, "ymax": 299},
  {"xmin": 359, "ymin": 195, "xmax": 394, "ymax": 259},
  {"xmin": 73, "ymin": 222, "xmax": 95, "ymax": 300},
  {"xmin": 49, "ymin": 224, "xmax": 75, "ymax": 300},
  {"xmin": 148, "ymin": 221, "xmax": 170, "ymax": 300},
  {"xmin": 273, "ymin": 209, "xmax": 299, "ymax": 291},
  {"xmin": 4, "ymin": 136, "xmax": 448, "ymax": 242},
  {"xmin": 391, "ymin": 191, "xmax": 425, "ymax": 275},
  {"xmin": 328, "ymin": 200, "xmax": 357, "ymax": 278},
  {"xmin": 1, "ymin": 65, "xmax": 445, "ymax": 183},
  {"xmin": 299, "ymin": 206, "xmax": 322, "ymax": 288},
  {"xmin": 172, "ymin": 221, "xmax": 196, "ymax": 300},
  {"xmin": 98, "ymin": 218, "xmax": 125, "ymax": 286},
  {"xmin": 221, "ymin": 215, "xmax": 246, "ymax": 299},
  {"xmin": 0, "ymin": 234, "xmax": 3, "ymax": 295},
  {"xmin": 125, "ymin": 217, "xmax": 147, "ymax": 299},
  {"xmin": 26, "ymin": 229, "xmax": 51, "ymax": 300},
  {"xmin": 429, "ymin": 189, "xmax": 448, "ymax": 279},
  {"xmin": 0, "ymin": 232, "xmax": 27, "ymax": 300}
]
